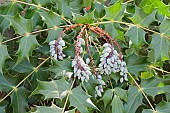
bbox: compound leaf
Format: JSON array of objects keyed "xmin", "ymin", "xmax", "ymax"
[
  {"xmin": 47, "ymin": 59, "xmax": 72, "ymax": 74},
  {"xmin": 102, "ymin": 89, "xmax": 113, "ymax": 107},
  {"xmin": 4, "ymin": 14, "xmax": 33, "ymax": 35},
  {"xmin": 16, "ymin": 35, "xmax": 40, "ymax": 65},
  {"xmin": 69, "ymin": 86, "xmax": 98, "ymax": 113},
  {"xmin": 38, "ymin": 11, "xmax": 62, "ymax": 43},
  {"xmin": 31, "ymin": 77, "xmax": 71, "ymax": 100},
  {"xmin": 56, "ymin": 0, "xmax": 72, "ymax": 18},
  {"xmin": 0, "ymin": 44, "xmax": 10, "ymax": 73},
  {"xmin": 141, "ymin": 76, "xmax": 170, "ymax": 97},
  {"xmin": 124, "ymin": 86, "xmax": 143, "ymax": 113},
  {"xmin": 130, "ymin": 7, "xmax": 157, "ymax": 27},
  {"xmin": 73, "ymin": 10, "xmax": 94, "ymax": 24},
  {"xmin": 0, "ymin": 73, "xmax": 12, "ymax": 92},
  {"xmin": 0, "ymin": 2, "xmax": 21, "ymax": 33},
  {"xmin": 103, "ymin": 1, "xmax": 126, "ymax": 21},
  {"xmin": 111, "ymin": 95, "xmax": 124, "ymax": 113},
  {"xmin": 114, "ymin": 87, "xmax": 127, "ymax": 102},
  {"xmin": 142, "ymin": 101, "xmax": 170, "ymax": 113},
  {"xmin": 10, "ymin": 87, "xmax": 30, "ymax": 113},
  {"xmin": 125, "ymin": 26, "xmax": 146, "ymax": 47},
  {"xmin": 125, "ymin": 53, "xmax": 148, "ymax": 77},
  {"xmin": 31, "ymin": 104, "xmax": 63, "ymax": 113}
]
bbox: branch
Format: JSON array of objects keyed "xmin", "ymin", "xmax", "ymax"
[
  {"xmin": 91, "ymin": 20, "xmax": 170, "ymax": 41},
  {"xmin": 128, "ymin": 72, "xmax": 156, "ymax": 112},
  {"xmin": 0, "ymin": 57, "xmax": 50, "ymax": 103},
  {"xmin": 0, "ymin": 25, "xmax": 72, "ymax": 44},
  {"xmin": 11, "ymin": 0, "xmax": 72, "ymax": 25}
]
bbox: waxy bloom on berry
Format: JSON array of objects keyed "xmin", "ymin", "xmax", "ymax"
[
  {"xmin": 72, "ymin": 56, "xmax": 91, "ymax": 82},
  {"xmin": 99, "ymin": 43, "xmax": 128, "ymax": 83},
  {"xmin": 49, "ymin": 38, "xmax": 66, "ymax": 61}
]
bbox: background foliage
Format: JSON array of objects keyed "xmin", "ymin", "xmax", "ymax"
[{"xmin": 0, "ymin": 0, "xmax": 170, "ymax": 113}]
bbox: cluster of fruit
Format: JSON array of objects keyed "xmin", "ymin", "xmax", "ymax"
[{"xmin": 49, "ymin": 24, "xmax": 128, "ymax": 96}]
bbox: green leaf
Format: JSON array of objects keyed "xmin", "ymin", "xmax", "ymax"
[
  {"xmin": 0, "ymin": 35, "xmax": 10, "ymax": 73},
  {"xmin": 10, "ymin": 87, "xmax": 30, "ymax": 113},
  {"xmin": 4, "ymin": 14, "xmax": 33, "ymax": 35},
  {"xmin": 64, "ymin": 42, "xmax": 75, "ymax": 58},
  {"xmin": 45, "ymin": 28, "xmax": 63, "ymax": 43},
  {"xmin": 148, "ymin": 34, "xmax": 170, "ymax": 62},
  {"xmin": 114, "ymin": 87, "xmax": 127, "ymax": 102},
  {"xmin": 0, "ymin": 106, "xmax": 5, "ymax": 113},
  {"xmin": 125, "ymin": 53, "xmax": 148, "ymax": 76},
  {"xmin": 141, "ymin": 76, "xmax": 170, "ymax": 97},
  {"xmin": 0, "ymin": 73, "xmax": 12, "ymax": 92},
  {"xmin": 130, "ymin": 7, "xmax": 157, "ymax": 27},
  {"xmin": 73, "ymin": 10, "xmax": 94, "ymax": 24},
  {"xmin": 104, "ymin": 23, "xmax": 119, "ymax": 38},
  {"xmin": 16, "ymin": 35, "xmax": 40, "ymax": 65},
  {"xmin": 94, "ymin": 2, "xmax": 105, "ymax": 19},
  {"xmin": 38, "ymin": 11, "xmax": 61, "ymax": 28},
  {"xmin": 56, "ymin": 0, "xmax": 72, "ymax": 18},
  {"xmin": 102, "ymin": 89, "xmax": 113, "ymax": 107},
  {"xmin": 0, "ymin": 44, "xmax": 10, "ymax": 73},
  {"xmin": 159, "ymin": 18, "xmax": 170, "ymax": 36},
  {"xmin": 69, "ymin": 86, "xmax": 98, "ymax": 113},
  {"xmin": 125, "ymin": 26, "xmax": 146, "ymax": 47},
  {"xmin": 141, "ymin": 69, "xmax": 154, "ymax": 79},
  {"xmin": 111, "ymin": 95, "xmax": 124, "ymax": 113},
  {"xmin": 0, "ymin": 2, "xmax": 21, "ymax": 33},
  {"xmin": 103, "ymin": 1, "xmax": 126, "ymax": 21},
  {"xmin": 139, "ymin": 0, "xmax": 170, "ymax": 16},
  {"xmin": 12, "ymin": 60, "xmax": 33, "ymax": 73},
  {"xmin": 124, "ymin": 86, "xmax": 143, "ymax": 113},
  {"xmin": 31, "ymin": 77, "xmax": 71, "ymax": 100},
  {"xmin": 148, "ymin": 18, "xmax": 170, "ymax": 62},
  {"xmin": 83, "ymin": 0, "xmax": 91, "ymax": 7},
  {"xmin": 70, "ymin": 0, "xmax": 84, "ymax": 13},
  {"xmin": 48, "ymin": 59, "xmax": 72, "ymax": 74},
  {"xmin": 38, "ymin": 11, "xmax": 62, "ymax": 43},
  {"xmin": 66, "ymin": 108, "xmax": 76, "ymax": 113},
  {"xmin": 32, "ymin": 0, "xmax": 53, "ymax": 6},
  {"xmin": 142, "ymin": 101, "xmax": 170, "ymax": 113},
  {"xmin": 31, "ymin": 104, "xmax": 63, "ymax": 113}
]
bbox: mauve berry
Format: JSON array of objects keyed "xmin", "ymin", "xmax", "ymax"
[{"xmin": 49, "ymin": 38, "xmax": 66, "ymax": 61}]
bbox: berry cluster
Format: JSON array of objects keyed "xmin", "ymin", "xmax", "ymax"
[
  {"xmin": 95, "ymin": 74, "xmax": 105, "ymax": 97},
  {"xmin": 49, "ymin": 24, "xmax": 128, "ymax": 97},
  {"xmin": 72, "ymin": 56, "xmax": 91, "ymax": 82},
  {"xmin": 98, "ymin": 43, "xmax": 128, "ymax": 83},
  {"xmin": 49, "ymin": 38, "xmax": 66, "ymax": 60}
]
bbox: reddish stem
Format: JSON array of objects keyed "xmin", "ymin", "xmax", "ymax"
[
  {"xmin": 57, "ymin": 24, "xmax": 83, "ymax": 41},
  {"xmin": 89, "ymin": 26, "xmax": 122, "ymax": 60},
  {"xmin": 85, "ymin": 30, "xmax": 97, "ymax": 75},
  {"xmin": 89, "ymin": 27, "xmax": 109, "ymax": 43},
  {"xmin": 75, "ymin": 25, "xmax": 87, "ymax": 60}
]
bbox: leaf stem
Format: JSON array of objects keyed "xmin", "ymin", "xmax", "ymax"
[
  {"xmin": 85, "ymin": 29, "xmax": 97, "ymax": 75},
  {"xmin": 1, "ymin": 25, "xmax": 71, "ymax": 44},
  {"xmin": 12, "ymin": 0, "xmax": 72, "ymax": 25},
  {"xmin": 0, "ymin": 57, "xmax": 50, "ymax": 103},
  {"xmin": 128, "ymin": 72, "xmax": 156, "ymax": 112},
  {"xmin": 62, "ymin": 78, "xmax": 76, "ymax": 113},
  {"xmin": 91, "ymin": 20, "xmax": 170, "ymax": 40},
  {"xmin": 148, "ymin": 65, "xmax": 170, "ymax": 74},
  {"xmin": 109, "ymin": 75, "xmax": 114, "ymax": 89}
]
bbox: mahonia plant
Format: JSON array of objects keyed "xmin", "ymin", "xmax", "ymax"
[
  {"xmin": 49, "ymin": 24, "xmax": 128, "ymax": 97},
  {"xmin": 0, "ymin": 0, "xmax": 170, "ymax": 113}
]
